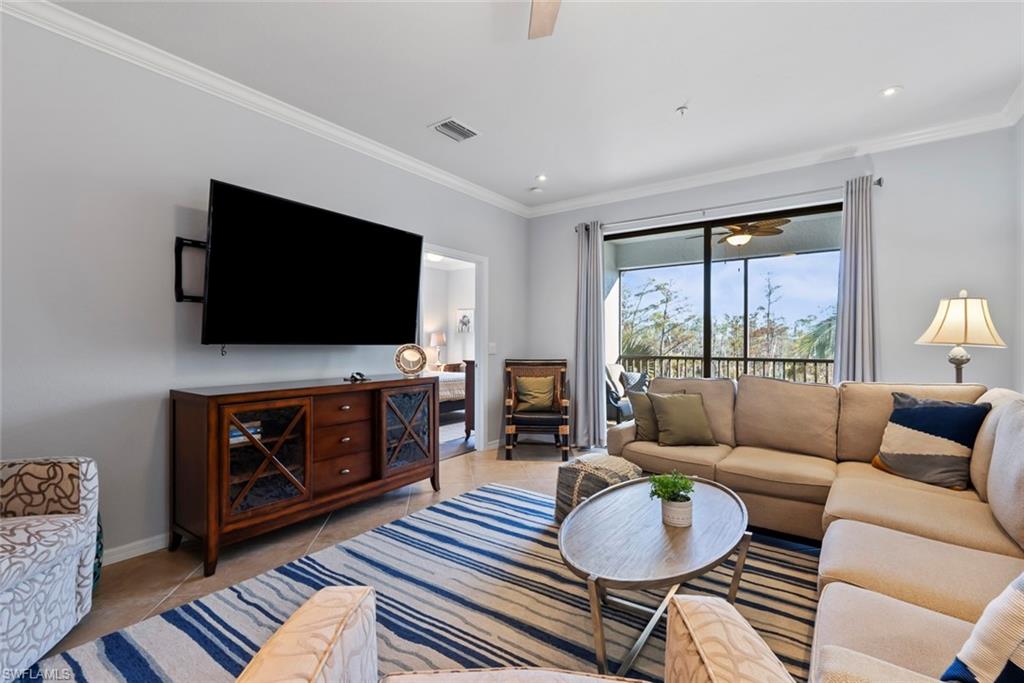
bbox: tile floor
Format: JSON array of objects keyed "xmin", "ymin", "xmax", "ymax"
[{"xmin": 51, "ymin": 445, "xmax": 568, "ymax": 654}]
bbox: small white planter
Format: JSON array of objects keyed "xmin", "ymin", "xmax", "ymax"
[{"xmin": 661, "ymin": 498, "xmax": 693, "ymax": 527}]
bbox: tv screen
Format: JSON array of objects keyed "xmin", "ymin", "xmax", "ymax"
[{"xmin": 201, "ymin": 180, "xmax": 423, "ymax": 345}]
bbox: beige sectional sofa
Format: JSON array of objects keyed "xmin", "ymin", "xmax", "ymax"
[{"xmin": 608, "ymin": 375, "xmax": 1024, "ymax": 681}]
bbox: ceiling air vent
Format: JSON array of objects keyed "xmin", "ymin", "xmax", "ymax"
[{"xmin": 433, "ymin": 118, "xmax": 479, "ymax": 143}]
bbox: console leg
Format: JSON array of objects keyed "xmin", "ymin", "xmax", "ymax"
[
  {"xmin": 168, "ymin": 531, "xmax": 183, "ymax": 552},
  {"xmin": 203, "ymin": 539, "xmax": 219, "ymax": 577},
  {"xmin": 430, "ymin": 470, "xmax": 440, "ymax": 492}
]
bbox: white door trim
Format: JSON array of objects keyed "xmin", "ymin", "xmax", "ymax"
[{"xmin": 423, "ymin": 243, "xmax": 489, "ymax": 452}]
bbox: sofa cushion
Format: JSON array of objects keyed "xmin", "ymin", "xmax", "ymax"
[
  {"xmin": 819, "ymin": 520, "xmax": 1024, "ymax": 622},
  {"xmin": 627, "ymin": 391, "xmax": 659, "ymax": 441},
  {"xmin": 988, "ymin": 400, "xmax": 1024, "ymax": 553},
  {"xmin": 823, "ymin": 478, "xmax": 1023, "ymax": 558},
  {"xmin": 621, "ymin": 441, "xmax": 731, "ymax": 480},
  {"xmin": 872, "ymin": 392, "xmax": 991, "ymax": 490},
  {"xmin": 716, "ymin": 447, "xmax": 836, "ymax": 504},
  {"xmin": 813, "ymin": 646, "xmax": 936, "ymax": 683},
  {"xmin": 941, "ymin": 572, "xmax": 1024, "ymax": 683},
  {"xmin": 836, "ymin": 461, "xmax": 979, "ymax": 500},
  {"xmin": 836, "ymin": 382, "xmax": 986, "ymax": 462},
  {"xmin": 813, "ymin": 582, "xmax": 973, "ymax": 679},
  {"xmin": 649, "ymin": 393, "xmax": 716, "ymax": 447},
  {"xmin": 972, "ymin": 388, "xmax": 1024, "ymax": 501},
  {"xmin": 734, "ymin": 376, "xmax": 838, "ymax": 459},
  {"xmin": 649, "ymin": 377, "xmax": 736, "ymax": 446}
]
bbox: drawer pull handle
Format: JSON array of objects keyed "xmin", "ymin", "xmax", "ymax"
[
  {"xmin": 340, "ymin": 468, "xmax": 351, "ymax": 475},
  {"xmin": 341, "ymin": 436, "xmax": 352, "ymax": 443},
  {"xmin": 340, "ymin": 405, "xmax": 352, "ymax": 411}
]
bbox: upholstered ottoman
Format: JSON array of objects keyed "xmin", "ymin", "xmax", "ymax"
[{"xmin": 555, "ymin": 453, "xmax": 642, "ymax": 523}]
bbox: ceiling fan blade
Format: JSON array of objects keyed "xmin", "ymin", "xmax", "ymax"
[
  {"xmin": 528, "ymin": 0, "xmax": 561, "ymax": 39},
  {"xmin": 686, "ymin": 230, "xmax": 728, "ymax": 239},
  {"xmin": 753, "ymin": 218, "xmax": 790, "ymax": 230},
  {"xmin": 749, "ymin": 227, "xmax": 784, "ymax": 236}
]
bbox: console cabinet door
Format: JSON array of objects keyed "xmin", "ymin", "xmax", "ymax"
[
  {"xmin": 221, "ymin": 397, "xmax": 312, "ymax": 525},
  {"xmin": 380, "ymin": 384, "xmax": 435, "ymax": 477}
]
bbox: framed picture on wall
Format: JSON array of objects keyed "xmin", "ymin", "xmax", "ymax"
[{"xmin": 456, "ymin": 308, "xmax": 474, "ymax": 334}]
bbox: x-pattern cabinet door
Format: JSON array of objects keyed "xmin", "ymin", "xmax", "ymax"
[
  {"xmin": 380, "ymin": 384, "xmax": 435, "ymax": 477},
  {"xmin": 220, "ymin": 397, "xmax": 312, "ymax": 525}
]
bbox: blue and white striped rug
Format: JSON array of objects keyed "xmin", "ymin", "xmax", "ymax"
[{"xmin": 30, "ymin": 484, "xmax": 819, "ymax": 682}]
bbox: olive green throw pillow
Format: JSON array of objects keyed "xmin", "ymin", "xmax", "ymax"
[
  {"xmin": 649, "ymin": 392, "xmax": 717, "ymax": 447},
  {"xmin": 516, "ymin": 376, "xmax": 555, "ymax": 412},
  {"xmin": 628, "ymin": 391, "xmax": 664, "ymax": 441}
]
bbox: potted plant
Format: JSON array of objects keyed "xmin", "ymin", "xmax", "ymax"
[{"xmin": 649, "ymin": 472, "xmax": 695, "ymax": 527}]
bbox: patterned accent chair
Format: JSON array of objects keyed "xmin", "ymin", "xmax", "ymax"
[
  {"xmin": 503, "ymin": 359, "xmax": 571, "ymax": 461},
  {"xmin": 242, "ymin": 587, "xmax": 796, "ymax": 682},
  {"xmin": 0, "ymin": 458, "xmax": 99, "ymax": 680}
]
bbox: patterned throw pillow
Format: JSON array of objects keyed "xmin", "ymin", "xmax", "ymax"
[
  {"xmin": 621, "ymin": 371, "xmax": 649, "ymax": 394},
  {"xmin": 941, "ymin": 572, "xmax": 1024, "ymax": 683},
  {"xmin": 872, "ymin": 393, "xmax": 991, "ymax": 490}
]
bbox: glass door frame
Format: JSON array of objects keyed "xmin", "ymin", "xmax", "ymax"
[{"xmin": 607, "ymin": 201, "xmax": 843, "ymax": 377}]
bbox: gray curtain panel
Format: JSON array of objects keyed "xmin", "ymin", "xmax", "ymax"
[
  {"xmin": 835, "ymin": 175, "xmax": 878, "ymax": 382},
  {"xmin": 573, "ymin": 220, "xmax": 607, "ymax": 447}
]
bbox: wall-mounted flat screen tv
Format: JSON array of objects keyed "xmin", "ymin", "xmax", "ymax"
[{"xmin": 201, "ymin": 180, "xmax": 423, "ymax": 345}]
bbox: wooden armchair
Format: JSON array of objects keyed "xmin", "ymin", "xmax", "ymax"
[{"xmin": 503, "ymin": 359, "xmax": 570, "ymax": 461}]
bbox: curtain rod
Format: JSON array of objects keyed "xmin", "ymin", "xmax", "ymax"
[{"xmin": 601, "ymin": 177, "xmax": 883, "ymax": 231}]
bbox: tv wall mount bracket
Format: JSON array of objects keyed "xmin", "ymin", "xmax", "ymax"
[{"xmin": 174, "ymin": 236, "xmax": 206, "ymax": 303}]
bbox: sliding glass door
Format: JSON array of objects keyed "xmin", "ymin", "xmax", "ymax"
[{"xmin": 606, "ymin": 204, "xmax": 841, "ymax": 383}]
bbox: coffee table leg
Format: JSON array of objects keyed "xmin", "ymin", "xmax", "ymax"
[
  {"xmin": 615, "ymin": 583, "xmax": 679, "ymax": 677},
  {"xmin": 727, "ymin": 531, "xmax": 753, "ymax": 604},
  {"xmin": 587, "ymin": 576, "xmax": 608, "ymax": 674}
]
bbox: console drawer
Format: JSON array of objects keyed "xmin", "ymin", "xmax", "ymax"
[
  {"xmin": 313, "ymin": 452, "xmax": 374, "ymax": 494},
  {"xmin": 314, "ymin": 392, "xmax": 372, "ymax": 427},
  {"xmin": 315, "ymin": 420, "xmax": 372, "ymax": 461}
]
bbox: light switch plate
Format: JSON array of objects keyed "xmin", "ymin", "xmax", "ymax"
[{"xmin": 488, "ymin": 342, "xmax": 497, "ymax": 355}]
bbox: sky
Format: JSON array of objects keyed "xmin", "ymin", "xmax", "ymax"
[{"xmin": 620, "ymin": 250, "xmax": 840, "ymax": 323}]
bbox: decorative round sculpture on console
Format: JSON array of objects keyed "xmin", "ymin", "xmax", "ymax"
[{"xmin": 394, "ymin": 344, "xmax": 427, "ymax": 376}]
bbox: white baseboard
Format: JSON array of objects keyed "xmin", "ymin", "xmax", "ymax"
[
  {"xmin": 483, "ymin": 439, "xmax": 500, "ymax": 451},
  {"xmin": 102, "ymin": 532, "xmax": 168, "ymax": 566}
]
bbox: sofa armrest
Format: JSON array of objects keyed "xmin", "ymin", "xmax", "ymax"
[
  {"xmin": 813, "ymin": 645, "xmax": 937, "ymax": 683},
  {"xmin": 237, "ymin": 587, "xmax": 377, "ymax": 683},
  {"xmin": 607, "ymin": 421, "xmax": 636, "ymax": 456},
  {"xmin": 665, "ymin": 595, "xmax": 794, "ymax": 683},
  {"xmin": 0, "ymin": 457, "xmax": 98, "ymax": 521}
]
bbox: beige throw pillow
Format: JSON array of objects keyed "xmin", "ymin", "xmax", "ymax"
[
  {"xmin": 516, "ymin": 376, "xmax": 554, "ymax": 412},
  {"xmin": 649, "ymin": 393, "xmax": 717, "ymax": 447},
  {"xmin": 628, "ymin": 391, "xmax": 662, "ymax": 441}
]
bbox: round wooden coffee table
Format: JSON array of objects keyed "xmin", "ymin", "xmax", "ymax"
[{"xmin": 558, "ymin": 476, "xmax": 751, "ymax": 676}]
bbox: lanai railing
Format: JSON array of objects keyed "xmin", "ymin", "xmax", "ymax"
[{"xmin": 619, "ymin": 355, "xmax": 834, "ymax": 384}]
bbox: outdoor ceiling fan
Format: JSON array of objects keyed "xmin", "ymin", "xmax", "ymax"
[
  {"xmin": 529, "ymin": 0, "xmax": 561, "ymax": 39},
  {"xmin": 685, "ymin": 218, "xmax": 791, "ymax": 246}
]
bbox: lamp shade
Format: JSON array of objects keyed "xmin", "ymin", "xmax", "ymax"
[
  {"xmin": 429, "ymin": 332, "xmax": 447, "ymax": 347},
  {"xmin": 916, "ymin": 290, "xmax": 1006, "ymax": 348}
]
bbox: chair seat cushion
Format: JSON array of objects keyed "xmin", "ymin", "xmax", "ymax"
[
  {"xmin": 621, "ymin": 442, "xmax": 731, "ymax": 479},
  {"xmin": 813, "ymin": 582, "xmax": 973, "ymax": 679},
  {"xmin": 823, "ymin": 478, "xmax": 1023, "ymax": 558},
  {"xmin": 715, "ymin": 447, "xmax": 836, "ymax": 504},
  {"xmin": 0, "ymin": 515, "xmax": 90, "ymax": 592},
  {"xmin": 820, "ymin": 520, "xmax": 1024, "ymax": 622},
  {"xmin": 510, "ymin": 412, "xmax": 562, "ymax": 427}
]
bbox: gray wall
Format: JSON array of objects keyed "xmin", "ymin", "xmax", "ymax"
[
  {"xmin": 527, "ymin": 127, "xmax": 1020, "ymax": 390},
  {"xmin": 1, "ymin": 19, "xmax": 528, "ymax": 552}
]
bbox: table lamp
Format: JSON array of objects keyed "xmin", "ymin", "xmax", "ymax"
[
  {"xmin": 916, "ymin": 289, "xmax": 1005, "ymax": 382},
  {"xmin": 429, "ymin": 331, "xmax": 447, "ymax": 367}
]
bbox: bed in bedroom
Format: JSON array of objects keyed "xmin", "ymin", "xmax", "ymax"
[{"xmin": 425, "ymin": 359, "xmax": 475, "ymax": 440}]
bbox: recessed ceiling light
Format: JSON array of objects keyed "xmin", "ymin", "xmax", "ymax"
[
  {"xmin": 529, "ymin": 186, "xmax": 544, "ymax": 193},
  {"xmin": 536, "ymin": 174, "xmax": 547, "ymax": 182},
  {"xmin": 880, "ymin": 85, "xmax": 903, "ymax": 98},
  {"xmin": 425, "ymin": 253, "xmax": 444, "ymax": 262}
]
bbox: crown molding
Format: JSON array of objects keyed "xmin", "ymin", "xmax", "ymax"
[
  {"xmin": 5, "ymin": 1, "xmax": 1020, "ymax": 223},
  {"xmin": 2, "ymin": 1, "xmax": 533, "ymax": 218},
  {"xmin": 525, "ymin": 103, "xmax": 1022, "ymax": 218}
]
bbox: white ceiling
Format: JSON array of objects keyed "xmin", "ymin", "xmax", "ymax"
[{"xmin": 59, "ymin": 1, "xmax": 1023, "ymax": 212}]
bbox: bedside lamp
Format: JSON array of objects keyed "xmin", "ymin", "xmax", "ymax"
[
  {"xmin": 429, "ymin": 332, "xmax": 447, "ymax": 367},
  {"xmin": 916, "ymin": 290, "xmax": 1005, "ymax": 383}
]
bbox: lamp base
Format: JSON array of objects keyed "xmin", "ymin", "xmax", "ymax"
[{"xmin": 947, "ymin": 345, "xmax": 971, "ymax": 384}]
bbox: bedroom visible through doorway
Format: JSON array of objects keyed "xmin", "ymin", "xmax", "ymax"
[{"xmin": 421, "ymin": 251, "xmax": 477, "ymax": 459}]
